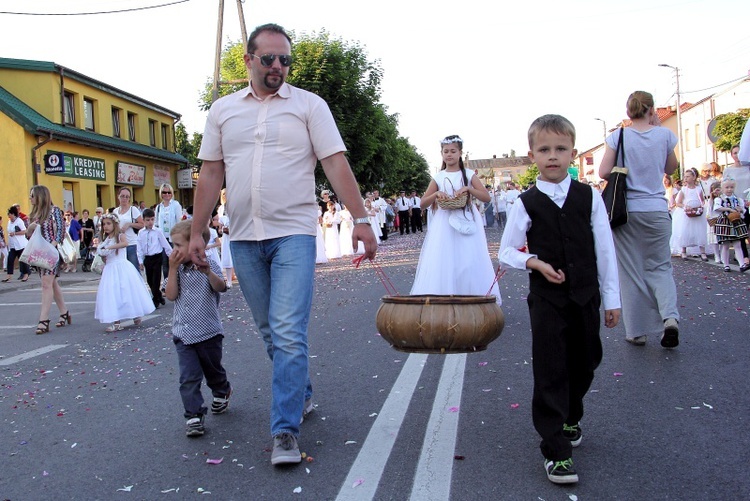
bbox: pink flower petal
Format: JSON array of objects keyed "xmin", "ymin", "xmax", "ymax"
[
  {"xmin": 206, "ymin": 458, "xmax": 223, "ymax": 465},
  {"xmin": 510, "ymin": 403, "xmax": 520, "ymax": 409},
  {"xmin": 448, "ymin": 406, "xmax": 460, "ymax": 412}
]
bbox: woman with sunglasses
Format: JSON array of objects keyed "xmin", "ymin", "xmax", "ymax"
[
  {"xmin": 25, "ymin": 185, "xmax": 71, "ymax": 334},
  {"xmin": 113, "ymin": 187, "xmax": 143, "ymax": 270},
  {"xmin": 154, "ymin": 183, "xmax": 182, "ymax": 279}
]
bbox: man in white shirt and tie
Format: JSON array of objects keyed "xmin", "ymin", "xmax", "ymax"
[
  {"xmin": 395, "ymin": 190, "xmax": 412, "ymax": 235},
  {"xmin": 409, "ymin": 190, "xmax": 422, "ymax": 232}
]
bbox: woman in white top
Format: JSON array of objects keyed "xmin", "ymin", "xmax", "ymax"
[
  {"xmin": 4, "ymin": 206, "xmax": 31, "ymax": 281},
  {"xmin": 113, "ymin": 187, "xmax": 143, "ymax": 270},
  {"xmin": 154, "ymin": 183, "xmax": 182, "ymax": 278}
]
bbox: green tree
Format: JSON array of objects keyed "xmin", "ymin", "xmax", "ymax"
[
  {"xmin": 197, "ymin": 31, "xmax": 430, "ymax": 193},
  {"xmin": 175, "ymin": 122, "xmax": 203, "ymax": 167},
  {"xmin": 516, "ymin": 164, "xmax": 539, "ymax": 188},
  {"xmin": 712, "ymin": 109, "xmax": 750, "ymax": 152}
]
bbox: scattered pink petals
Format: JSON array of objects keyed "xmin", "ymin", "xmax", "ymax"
[
  {"xmin": 352, "ymin": 479, "xmax": 364, "ymax": 488},
  {"xmin": 510, "ymin": 403, "xmax": 520, "ymax": 409},
  {"xmin": 448, "ymin": 406, "xmax": 460, "ymax": 412},
  {"xmin": 206, "ymin": 458, "xmax": 223, "ymax": 465},
  {"xmin": 478, "ymin": 362, "xmax": 488, "ymax": 366},
  {"xmin": 613, "ymin": 372, "xmax": 623, "ymax": 377}
]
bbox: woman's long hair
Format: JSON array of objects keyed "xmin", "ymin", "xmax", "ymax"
[
  {"xmin": 29, "ymin": 185, "xmax": 53, "ymax": 222},
  {"xmin": 440, "ymin": 135, "xmax": 471, "ymax": 210}
]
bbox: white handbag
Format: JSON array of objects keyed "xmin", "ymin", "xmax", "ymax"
[{"xmin": 58, "ymin": 232, "xmax": 77, "ymax": 265}]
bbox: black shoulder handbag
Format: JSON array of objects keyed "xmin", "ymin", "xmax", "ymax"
[{"xmin": 601, "ymin": 127, "xmax": 628, "ymax": 228}]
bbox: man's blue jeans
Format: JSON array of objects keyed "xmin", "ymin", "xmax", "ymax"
[{"xmin": 231, "ymin": 235, "xmax": 315, "ymax": 438}]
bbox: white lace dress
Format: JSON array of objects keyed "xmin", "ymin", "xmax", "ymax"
[{"xmin": 94, "ymin": 236, "xmax": 155, "ymax": 323}]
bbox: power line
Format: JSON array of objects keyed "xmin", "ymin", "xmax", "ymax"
[
  {"xmin": 0, "ymin": 0, "xmax": 190, "ymax": 16},
  {"xmin": 681, "ymin": 75, "xmax": 749, "ymax": 95}
]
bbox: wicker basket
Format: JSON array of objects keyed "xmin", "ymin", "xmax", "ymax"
[
  {"xmin": 376, "ymin": 294, "xmax": 504, "ymax": 353},
  {"xmin": 728, "ymin": 211, "xmax": 742, "ymax": 222},
  {"xmin": 436, "ymin": 192, "xmax": 468, "ymax": 210}
]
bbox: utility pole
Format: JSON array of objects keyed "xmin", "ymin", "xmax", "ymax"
[
  {"xmin": 211, "ymin": 0, "xmax": 224, "ymax": 104},
  {"xmin": 659, "ymin": 64, "xmax": 685, "ymax": 178},
  {"xmin": 211, "ymin": 0, "xmax": 249, "ymax": 104}
]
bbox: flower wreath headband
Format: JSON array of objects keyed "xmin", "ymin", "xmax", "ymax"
[
  {"xmin": 440, "ymin": 135, "xmax": 463, "ymax": 145},
  {"xmin": 100, "ymin": 213, "xmax": 120, "ymax": 224}
]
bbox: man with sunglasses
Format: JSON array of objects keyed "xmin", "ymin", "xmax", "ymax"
[{"xmin": 190, "ymin": 23, "xmax": 377, "ymax": 466}]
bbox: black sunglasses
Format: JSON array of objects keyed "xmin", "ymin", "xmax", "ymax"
[
  {"xmin": 161, "ymin": 191, "xmax": 173, "ymax": 195},
  {"xmin": 250, "ymin": 53, "xmax": 293, "ymax": 67}
]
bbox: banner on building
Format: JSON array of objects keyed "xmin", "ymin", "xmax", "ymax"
[
  {"xmin": 44, "ymin": 151, "xmax": 106, "ymax": 180},
  {"xmin": 153, "ymin": 165, "xmax": 171, "ymax": 187},
  {"xmin": 177, "ymin": 168, "xmax": 195, "ymax": 189},
  {"xmin": 116, "ymin": 161, "xmax": 146, "ymax": 186}
]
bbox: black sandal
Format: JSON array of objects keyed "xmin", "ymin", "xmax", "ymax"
[
  {"xmin": 56, "ymin": 311, "xmax": 72, "ymax": 328},
  {"xmin": 36, "ymin": 320, "xmax": 50, "ymax": 335}
]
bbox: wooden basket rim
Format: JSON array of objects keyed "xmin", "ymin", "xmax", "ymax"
[{"xmin": 380, "ymin": 294, "xmax": 498, "ymax": 305}]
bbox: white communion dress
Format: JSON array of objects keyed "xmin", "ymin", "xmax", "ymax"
[{"xmin": 94, "ymin": 237, "xmax": 155, "ymax": 323}]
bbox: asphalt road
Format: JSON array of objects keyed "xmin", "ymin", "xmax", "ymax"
[{"xmin": 1, "ymin": 229, "xmax": 749, "ymax": 500}]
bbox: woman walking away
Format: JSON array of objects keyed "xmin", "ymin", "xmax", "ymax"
[
  {"xmin": 25, "ymin": 185, "xmax": 70, "ymax": 334},
  {"xmin": 598, "ymin": 91, "xmax": 680, "ymax": 348}
]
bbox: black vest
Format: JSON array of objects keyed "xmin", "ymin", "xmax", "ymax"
[{"xmin": 520, "ymin": 181, "xmax": 599, "ymax": 307}]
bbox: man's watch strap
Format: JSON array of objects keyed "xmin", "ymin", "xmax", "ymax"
[{"xmin": 353, "ymin": 217, "xmax": 370, "ymax": 225}]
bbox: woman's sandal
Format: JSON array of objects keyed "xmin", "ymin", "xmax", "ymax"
[
  {"xmin": 105, "ymin": 322, "xmax": 122, "ymax": 333},
  {"xmin": 1, "ymin": 277, "xmax": 11, "ymax": 283},
  {"xmin": 133, "ymin": 317, "xmax": 142, "ymax": 326},
  {"xmin": 35, "ymin": 320, "xmax": 50, "ymax": 335},
  {"xmin": 55, "ymin": 311, "xmax": 72, "ymax": 328}
]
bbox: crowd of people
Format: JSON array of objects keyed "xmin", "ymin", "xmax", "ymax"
[{"xmin": 2, "ymin": 22, "xmax": 749, "ymax": 489}]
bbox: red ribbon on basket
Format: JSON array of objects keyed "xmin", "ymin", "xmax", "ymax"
[
  {"xmin": 485, "ymin": 266, "xmax": 506, "ymax": 297},
  {"xmin": 352, "ymin": 255, "xmax": 400, "ymax": 296}
]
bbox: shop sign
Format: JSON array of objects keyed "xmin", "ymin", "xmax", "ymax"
[
  {"xmin": 153, "ymin": 165, "xmax": 171, "ymax": 187},
  {"xmin": 116, "ymin": 161, "xmax": 146, "ymax": 186},
  {"xmin": 44, "ymin": 151, "xmax": 106, "ymax": 180},
  {"xmin": 177, "ymin": 168, "xmax": 195, "ymax": 189}
]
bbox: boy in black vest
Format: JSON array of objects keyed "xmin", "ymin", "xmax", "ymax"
[{"xmin": 499, "ymin": 115, "xmax": 621, "ymax": 485}]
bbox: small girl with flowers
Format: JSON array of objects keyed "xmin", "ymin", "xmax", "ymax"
[
  {"xmin": 94, "ymin": 213, "xmax": 155, "ymax": 331},
  {"xmin": 713, "ymin": 178, "xmax": 749, "ymax": 272}
]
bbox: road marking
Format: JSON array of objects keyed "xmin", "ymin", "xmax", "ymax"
[
  {"xmin": 410, "ymin": 353, "xmax": 466, "ymax": 501},
  {"xmin": 0, "ymin": 344, "xmax": 68, "ymax": 366},
  {"xmin": 0, "ymin": 301, "xmax": 96, "ymax": 307},
  {"xmin": 336, "ymin": 353, "xmax": 428, "ymax": 501}
]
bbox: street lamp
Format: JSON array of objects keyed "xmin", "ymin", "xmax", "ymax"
[
  {"xmin": 594, "ymin": 118, "xmax": 607, "ymax": 143},
  {"xmin": 659, "ymin": 63, "xmax": 685, "ymax": 178}
]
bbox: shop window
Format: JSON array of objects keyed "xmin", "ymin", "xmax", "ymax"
[
  {"xmin": 84, "ymin": 98, "xmax": 95, "ymax": 131},
  {"xmin": 112, "ymin": 107, "xmax": 121, "ymax": 138},
  {"xmin": 127, "ymin": 112, "xmax": 137, "ymax": 142},
  {"xmin": 63, "ymin": 91, "xmax": 75, "ymax": 125},
  {"xmin": 149, "ymin": 119, "xmax": 157, "ymax": 147},
  {"xmin": 161, "ymin": 124, "xmax": 169, "ymax": 150}
]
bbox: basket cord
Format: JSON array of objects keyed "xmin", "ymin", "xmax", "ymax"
[
  {"xmin": 485, "ymin": 265, "xmax": 506, "ymax": 297},
  {"xmin": 352, "ymin": 255, "xmax": 400, "ymax": 296}
]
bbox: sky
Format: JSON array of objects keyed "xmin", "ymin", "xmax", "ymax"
[{"xmin": 1, "ymin": 0, "xmax": 749, "ymax": 172}]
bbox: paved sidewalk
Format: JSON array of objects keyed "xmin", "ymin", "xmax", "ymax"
[{"xmin": 0, "ymin": 262, "xmax": 101, "ymax": 293}]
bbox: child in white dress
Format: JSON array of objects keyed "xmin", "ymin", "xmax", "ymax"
[
  {"xmin": 338, "ymin": 205, "xmax": 355, "ymax": 256},
  {"xmin": 315, "ymin": 207, "xmax": 327, "ymax": 264},
  {"xmin": 411, "ymin": 135, "xmax": 501, "ymax": 303},
  {"xmin": 94, "ymin": 213, "xmax": 155, "ymax": 332},
  {"xmin": 322, "ymin": 201, "xmax": 342, "ymax": 259},
  {"xmin": 675, "ymin": 168, "xmax": 707, "ymax": 260}
]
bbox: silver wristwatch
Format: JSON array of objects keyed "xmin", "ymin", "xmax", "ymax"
[{"xmin": 353, "ymin": 217, "xmax": 370, "ymax": 225}]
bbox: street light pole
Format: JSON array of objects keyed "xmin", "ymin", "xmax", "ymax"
[
  {"xmin": 659, "ymin": 63, "xmax": 685, "ymax": 178},
  {"xmin": 594, "ymin": 117, "xmax": 607, "ymax": 143}
]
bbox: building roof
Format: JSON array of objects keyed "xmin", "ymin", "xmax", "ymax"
[
  {"xmin": 466, "ymin": 156, "xmax": 532, "ymax": 170},
  {"xmin": 0, "ymin": 57, "xmax": 181, "ymax": 118},
  {"xmin": 0, "ymin": 85, "xmax": 188, "ymax": 166}
]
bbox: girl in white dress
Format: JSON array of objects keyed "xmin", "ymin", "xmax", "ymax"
[
  {"xmin": 94, "ymin": 214, "xmax": 155, "ymax": 332},
  {"xmin": 219, "ymin": 211, "xmax": 234, "ymax": 288},
  {"xmin": 206, "ymin": 213, "xmax": 222, "ymax": 268},
  {"xmin": 315, "ymin": 207, "xmax": 327, "ymax": 264},
  {"xmin": 338, "ymin": 205, "xmax": 355, "ymax": 256},
  {"xmin": 364, "ymin": 199, "xmax": 381, "ymax": 243},
  {"xmin": 675, "ymin": 167, "xmax": 708, "ymax": 260},
  {"xmin": 410, "ymin": 135, "xmax": 501, "ymax": 303},
  {"xmin": 323, "ymin": 201, "xmax": 342, "ymax": 259}
]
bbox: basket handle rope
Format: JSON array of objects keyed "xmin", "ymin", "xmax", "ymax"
[
  {"xmin": 352, "ymin": 255, "xmax": 400, "ymax": 296},
  {"xmin": 485, "ymin": 266, "xmax": 506, "ymax": 297}
]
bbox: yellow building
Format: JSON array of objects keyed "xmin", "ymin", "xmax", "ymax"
[{"xmin": 0, "ymin": 57, "xmax": 190, "ymax": 216}]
